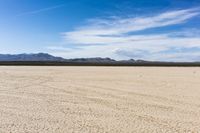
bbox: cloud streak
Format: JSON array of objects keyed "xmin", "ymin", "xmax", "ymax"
[
  {"xmin": 64, "ymin": 8, "xmax": 199, "ymax": 44},
  {"xmin": 16, "ymin": 4, "xmax": 65, "ymax": 17}
]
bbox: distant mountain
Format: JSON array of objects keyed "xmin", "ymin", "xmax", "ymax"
[
  {"xmin": 0, "ymin": 53, "xmax": 200, "ymax": 66},
  {"xmin": 0, "ymin": 53, "xmax": 147, "ymax": 63},
  {"xmin": 0, "ymin": 53, "xmax": 118, "ymax": 62},
  {"xmin": 67, "ymin": 57, "xmax": 116, "ymax": 62},
  {"xmin": 0, "ymin": 53, "xmax": 65, "ymax": 61}
]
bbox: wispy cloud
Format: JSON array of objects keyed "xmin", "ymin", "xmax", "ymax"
[
  {"xmin": 48, "ymin": 8, "xmax": 200, "ymax": 61},
  {"xmin": 16, "ymin": 4, "xmax": 65, "ymax": 17},
  {"xmin": 63, "ymin": 8, "xmax": 199, "ymax": 44}
]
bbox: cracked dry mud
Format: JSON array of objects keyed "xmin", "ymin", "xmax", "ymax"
[{"xmin": 0, "ymin": 66, "xmax": 200, "ymax": 133}]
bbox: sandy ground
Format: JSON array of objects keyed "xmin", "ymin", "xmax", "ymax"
[{"xmin": 0, "ymin": 66, "xmax": 200, "ymax": 133}]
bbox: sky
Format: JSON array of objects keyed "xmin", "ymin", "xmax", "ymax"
[{"xmin": 0, "ymin": 0, "xmax": 200, "ymax": 61}]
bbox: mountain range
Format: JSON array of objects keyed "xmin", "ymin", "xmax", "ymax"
[
  {"xmin": 0, "ymin": 53, "xmax": 141, "ymax": 62},
  {"xmin": 0, "ymin": 53, "xmax": 66, "ymax": 61},
  {"xmin": 0, "ymin": 53, "xmax": 200, "ymax": 67}
]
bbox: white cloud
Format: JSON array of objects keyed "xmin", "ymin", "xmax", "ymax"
[
  {"xmin": 46, "ymin": 46, "xmax": 73, "ymax": 52},
  {"xmin": 63, "ymin": 8, "xmax": 199, "ymax": 44},
  {"xmin": 48, "ymin": 8, "xmax": 200, "ymax": 61},
  {"xmin": 49, "ymin": 36, "xmax": 200, "ymax": 61}
]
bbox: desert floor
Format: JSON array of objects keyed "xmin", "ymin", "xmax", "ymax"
[{"xmin": 0, "ymin": 66, "xmax": 200, "ymax": 133}]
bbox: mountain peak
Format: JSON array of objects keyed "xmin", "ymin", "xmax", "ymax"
[{"xmin": 0, "ymin": 53, "xmax": 65, "ymax": 61}]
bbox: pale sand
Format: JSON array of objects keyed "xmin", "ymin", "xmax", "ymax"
[{"xmin": 0, "ymin": 66, "xmax": 200, "ymax": 133}]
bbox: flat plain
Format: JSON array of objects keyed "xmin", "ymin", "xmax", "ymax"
[{"xmin": 0, "ymin": 66, "xmax": 200, "ymax": 133}]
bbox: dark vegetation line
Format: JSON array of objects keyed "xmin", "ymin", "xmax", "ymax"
[{"xmin": 0, "ymin": 61, "xmax": 200, "ymax": 67}]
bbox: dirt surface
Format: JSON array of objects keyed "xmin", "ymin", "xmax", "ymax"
[{"xmin": 0, "ymin": 66, "xmax": 200, "ymax": 133}]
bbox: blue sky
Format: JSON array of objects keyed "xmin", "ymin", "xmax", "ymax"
[{"xmin": 0, "ymin": 0, "xmax": 200, "ymax": 61}]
